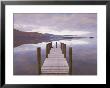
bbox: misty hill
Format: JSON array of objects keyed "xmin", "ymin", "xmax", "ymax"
[
  {"xmin": 14, "ymin": 29, "xmax": 94, "ymax": 47},
  {"xmin": 14, "ymin": 29, "xmax": 62, "ymax": 47}
]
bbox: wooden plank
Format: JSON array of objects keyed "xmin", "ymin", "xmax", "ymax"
[
  {"xmin": 42, "ymin": 60, "xmax": 68, "ymax": 67},
  {"xmin": 48, "ymin": 55, "xmax": 64, "ymax": 58},
  {"xmin": 41, "ymin": 46, "xmax": 69, "ymax": 74},
  {"xmin": 42, "ymin": 71, "xmax": 69, "ymax": 73},
  {"xmin": 42, "ymin": 70, "xmax": 69, "ymax": 73}
]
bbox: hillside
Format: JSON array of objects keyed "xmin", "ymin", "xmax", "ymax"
[
  {"xmin": 14, "ymin": 29, "xmax": 92, "ymax": 47},
  {"xmin": 14, "ymin": 29, "xmax": 62, "ymax": 47}
]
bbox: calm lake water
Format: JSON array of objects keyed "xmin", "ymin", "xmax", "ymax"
[{"xmin": 14, "ymin": 38, "xmax": 97, "ymax": 75}]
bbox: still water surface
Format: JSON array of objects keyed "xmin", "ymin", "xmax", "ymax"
[{"xmin": 14, "ymin": 38, "xmax": 97, "ymax": 75}]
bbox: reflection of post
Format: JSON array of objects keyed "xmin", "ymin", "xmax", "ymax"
[
  {"xmin": 56, "ymin": 42, "xmax": 57, "ymax": 48},
  {"xmin": 37, "ymin": 47, "xmax": 41, "ymax": 75},
  {"xmin": 69, "ymin": 47, "xmax": 72, "ymax": 75},
  {"xmin": 64, "ymin": 44, "xmax": 66, "ymax": 58}
]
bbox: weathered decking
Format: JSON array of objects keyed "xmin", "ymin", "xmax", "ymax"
[
  {"xmin": 41, "ymin": 47, "xmax": 69, "ymax": 74},
  {"xmin": 37, "ymin": 42, "xmax": 72, "ymax": 75}
]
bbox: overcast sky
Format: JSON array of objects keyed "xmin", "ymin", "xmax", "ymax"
[{"xmin": 14, "ymin": 13, "xmax": 97, "ymax": 36}]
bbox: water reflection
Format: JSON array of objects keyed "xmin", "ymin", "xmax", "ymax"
[
  {"xmin": 14, "ymin": 39, "xmax": 89, "ymax": 52},
  {"xmin": 14, "ymin": 38, "xmax": 97, "ymax": 75},
  {"xmin": 59, "ymin": 39, "xmax": 89, "ymax": 45}
]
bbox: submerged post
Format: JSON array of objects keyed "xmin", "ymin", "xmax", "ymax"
[
  {"xmin": 37, "ymin": 47, "xmax": 41, "ymax": 75},
  {"xmin": 64, "ymin": 44, "xmax": 66, "ymax": 58},
  {"xmin": 69, "ymin": 47, "xmax": 72, "ymax": 75}
]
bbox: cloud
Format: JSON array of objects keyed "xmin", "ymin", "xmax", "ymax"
[
  {"xmin": 14, "ymin": 24, "xmax": 38, "ymax": 32},
  {"xmin": 14, "ymin": 13, "xmax": 97, "ymax": 35},
  {"xmin": 14, "ymin": 24, "xmax": 91, "ymax": 35}
]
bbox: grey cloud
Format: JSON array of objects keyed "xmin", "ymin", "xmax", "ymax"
[{"xmin": 14, "ymin": 13, "xmax": 97, "ymax": 34}]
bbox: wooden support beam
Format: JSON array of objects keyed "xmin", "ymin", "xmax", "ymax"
[
  {"xmin": 46, "ymin": 44, "xmax": 49, "ymax": 58},
  {"xmin": 62, "ymin": 43, "xmax": 64, "ymax": 54},
  {"xmin": 61, "ymin": 43, "xmax": 63, "ymax": 50},
  {"xmin": 51, "ymin": 42, "xmax": 52, "ymax": 48},
  {"xmin": 60, "ymin": 43, "xmax": 62, "ymax": 49},
  {"xmin": 37, "ymin": 47, "xmax": 41, "ymax": 75},
  {"xmin": 69, "ymin": 47, "xmax": 72, "ymax": 75},
  {"xmin": 48, "ymin": 43, "xmax": 51, "ymax": 53},
  {"xmin": 64, "ymin": 44, "xmax": 66, "ymax": 58},
  {"xmin": 48, "ymin": 42, "xmax": 52, "ymax": 53}
]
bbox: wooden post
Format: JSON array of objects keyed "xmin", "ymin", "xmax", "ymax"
[
  {"xmin": 60, "ymin": 43, "xmax": 62, "ymax": 49},
  {"xmin": 37, "ymin": 47, "xmax": 41, "ymax": 75},
  {"xmin": 46, "ymin": 44, "xmax": 49, "ymax": 58},
  {"xmin": 56, "ymin": 42, "xmax": 57, "ymax": 48},
  {"xmin": 69, "ymin": 47, "xmax": 72, "ymax": 75},
  {"xmin": 61, "ymin": 43, "xmax": 63, "ymax": 50},
  {"xmin": 51, "ymin": 42, "xmax": 52, "ymax": 48},
  {"xmin": 48, "ymin": 43, "xmax": 52, "ymax": 53},
  {"xmin": 64, "ymin": 44, "xmax": 66, "ymax": 58},
  {"xmin": 48, "ymin": 43, "xmax": 50, "ymax": 53},
  {"xmin": 62, "ymin": 43, "xmax": 64, "ymax": 54}
]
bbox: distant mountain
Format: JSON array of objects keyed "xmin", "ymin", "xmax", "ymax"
[
  {"xmin": 63, "ymin": 35, "xmax": 77, "ymax": 36},
  {"xmin": 14, "ymin": 29, "xmax": 94, "ymax": 47},
  {"xmin": 14, "ymin": 29, "xmax": 63, "ymax": 47}
]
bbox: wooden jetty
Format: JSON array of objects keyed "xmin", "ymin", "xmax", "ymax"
[{"xmin": 37, "ymin": 42, "xmax": 72, "ymax": 75}]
